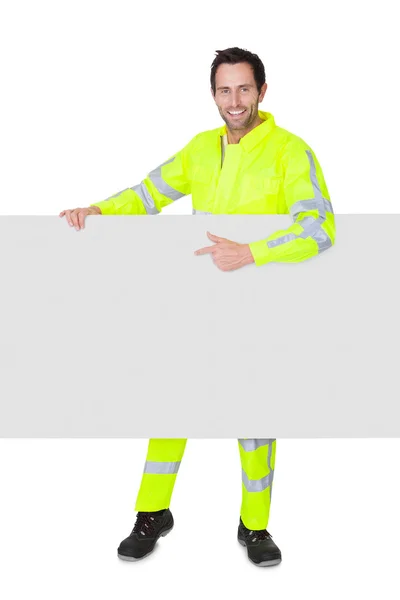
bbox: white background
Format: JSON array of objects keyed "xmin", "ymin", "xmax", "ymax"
[{"xmin": 1, "ymin": 0, "xmax": 399, "ymax": 598}]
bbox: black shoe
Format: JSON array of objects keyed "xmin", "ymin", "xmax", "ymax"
[
  {"xmin": 238, "ymin": 517, "xmax": 282, "ymax": 567},
  {"xmin": 117, "ymin": 509, "xmax": 174, "ymax": 561}
]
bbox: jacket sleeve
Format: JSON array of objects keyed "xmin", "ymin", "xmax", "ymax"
[
  {"xmin": 89, "ymin": 141, "xmax": 193, "ymax": 215},
  {"xmin": 248, "ymin": 139, "xmax": 336, "ymax": 266}
]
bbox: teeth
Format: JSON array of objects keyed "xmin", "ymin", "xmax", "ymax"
[{"xmin": 228, "ymin": 110, "xmax": 245, "ymax": 115}]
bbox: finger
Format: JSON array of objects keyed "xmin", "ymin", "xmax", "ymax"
[
  {"xmin": 71, "ymin": 209, "xmax": 80, "ymax": 229},
  {"xmin": 207, "ymin": 231, "xmax": 225, "ymax": 242},
  {"xmin": 59, "ymin": 211, "xmax": 65, "ymax": 217},
  {"xmin": 78, "ymin": 211, "xmax": 86, "ymax": 230},
  {"xmin": 194, "ymin": 245, "xmax": 217, "ymax": 255},
  {"xmin": 63, "ymin": 210, "xmax": 73, "ymax": 226}
]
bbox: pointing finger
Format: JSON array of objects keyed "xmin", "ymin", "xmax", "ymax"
[{"xmin": 194, "ymin": 245, "xmax": 216, "ymax": 255}]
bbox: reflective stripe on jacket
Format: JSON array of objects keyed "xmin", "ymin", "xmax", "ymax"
[{"xmin": 91, "ymin": 110, "xmax": 335, "ymax": 266}]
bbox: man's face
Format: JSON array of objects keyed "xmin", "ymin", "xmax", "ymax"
[{"xmin": 212, "ymin": 62, "xmax": 267, "ymax": 131}]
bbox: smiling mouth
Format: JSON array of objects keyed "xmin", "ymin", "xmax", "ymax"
[{"xmin": 227, "ymin": 109, "xmax": 246, "ymax": 117}]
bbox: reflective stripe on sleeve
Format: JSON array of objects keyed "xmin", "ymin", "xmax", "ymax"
[
  {"xmin": 148, "ymin": 157, "xmax": 186, "ymax": 201},
  {"xmin": 297, "ymin": 215, "xmax": 332, "ymax": 252},
  {"xmin": 290, "ymin": 197, "xmax": 334, "ymax": 220},
  {"xmin": 129, "ymin": 182, "xmax": 160, "ymax": 215},
  {"xmin": 267, "ymin": 149, "xmax": 333, "ymax": 253}
]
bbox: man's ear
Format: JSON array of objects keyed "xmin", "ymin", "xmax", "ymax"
[
  {"xmin": 259, "ymin": 83, "xmax": 268, "ymax": 103},
  {"xmin": 210, "ymin": 87, "xmax": 216, "ymax": 102}
]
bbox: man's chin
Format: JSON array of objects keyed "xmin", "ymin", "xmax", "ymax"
[
  {"xmin": 226, "ymin": 118, "xmax": 248, "ymax": 130},
  {"xmin": 223, "ymin": 111, "xmax": 252, "ymax": 128}
]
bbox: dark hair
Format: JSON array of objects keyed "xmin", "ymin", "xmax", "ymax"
[{"xmin": 210, "ymin": 47, "xmax": 266, "ymax": 95}]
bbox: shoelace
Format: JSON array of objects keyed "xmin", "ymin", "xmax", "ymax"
[
  {"xmin": 246, "ymin": 528, "xmax": 272, "ymax": 542},
  {"xmin": 132, "ymin": 512, "xmax": 159, "ymax": 537}
]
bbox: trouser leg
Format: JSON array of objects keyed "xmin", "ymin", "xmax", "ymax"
[
  {"xmin": 238, "ymin": 438, "xmax": 276, "ymax": 530},
  {"xmin": 135, "ymin": 438, "xmax": 187, "ymax": 512}
]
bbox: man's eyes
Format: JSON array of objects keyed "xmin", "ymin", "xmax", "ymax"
[{"xmin": 221, "ymin": 88, "xmax": 249, "ymax": 94}]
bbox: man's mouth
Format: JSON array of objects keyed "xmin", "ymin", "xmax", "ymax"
[{"xmin": 227, "ymin": 109, "xmax": 246, "ymax": 118}]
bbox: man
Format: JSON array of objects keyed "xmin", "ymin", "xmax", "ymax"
[{"xmin": 60, "ymin": 47, "xmax": 336, "ymax": 567}]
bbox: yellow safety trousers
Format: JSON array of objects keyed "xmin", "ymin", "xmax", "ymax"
[{"xmin": 135, "ymin": 438, "xmax": 276, "ymax": 530}]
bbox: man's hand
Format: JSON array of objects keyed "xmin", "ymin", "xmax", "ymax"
[
  {"xmin": 194, "ymin": 231, "xmax": 255, "ymax": 271},
  {"xmin": 59, "ymin": 206, "xmax": 102, "ymax": 230}
]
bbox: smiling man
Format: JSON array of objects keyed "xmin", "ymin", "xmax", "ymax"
[{"xmin": 60, "ymin": 47, "xmax": 336, "ymax": 567}]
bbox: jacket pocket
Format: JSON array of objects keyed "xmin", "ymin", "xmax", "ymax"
[{"xmin": 242, "ymin": 169, "xmax": 282, "ymax": 197}]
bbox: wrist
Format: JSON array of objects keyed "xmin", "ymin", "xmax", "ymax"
[
  {"xmin": 243, "ymin": 244, "xmax": 255, "ymax": 264},
  {"xmin": 90, "ymin": 205, "xmax": 102, "ymax": 215}
]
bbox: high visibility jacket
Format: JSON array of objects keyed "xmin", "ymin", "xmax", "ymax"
[{"xmin": 91, "ymin": 110, "xmax": 335, "ymax": 266}]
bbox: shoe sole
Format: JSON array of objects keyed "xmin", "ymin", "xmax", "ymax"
[
  {"xmin": 117, "ymin": 526, "xmax": 173, "ymax": 562},
  {"xmin": 238, "ymin": 538, "xmax": 282, "ymax": 567}
]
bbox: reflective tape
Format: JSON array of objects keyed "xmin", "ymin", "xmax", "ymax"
[
  {"xmin": 290, "ymin": 198, "xmax": 334, "ymax": 220},
  {"xmin": 242, "ymin": 469, "xmax": 272, "ymax": 493},
  {"xmin": 239, "ymin": 439, "xmax": 272, "ymax": 452},
  {"xmin": 143, "ymin": 461, "xmax": 181, "ymax": 475},
  {"xmin": 240, "ymin": 440, "xmax": 276, "ymax": 496},
  {"xmin": 130, "ymin": 182, "xmax": 160, "ymax": 215},
  {"xmin": 267, "ymin": 233, "xmax": 297, "ymax": 248},
  {"xmin": 104, "ymin": 185, "xmax": 159, "ymax": 215},
  {"xmin": 306, "ymin": 149, "xmax": 327, "ymax": 221},
  {"xmin": 148, "ymin": 157, "xmax": 186, "ymax": 201},
  {"xmin": 267, "ymin": 150, "xmax": 333, "ymax": 253},
  {"xmin": 267, "ymin": 441, "xmax": 275, "ymax": 472},
  {"xmin": 192, "ymin": 209, "xmax": 213, "ymax": 215},
  {"xmin": 267, "ymin": 441, "xmax": 275, "ymax": 499},
  {"xmin": 267, "ymin": 215, "xmax": 332, "ymax": 252},
  {"xmin": 298, "ymin": 216, "xmax": 332, "ymax": 252},
  {"xmin": 240, "ymin": 440, "xmax": 275, "ymax": 497},
  {"xmin": 298, "ymin": 215, "xmax": 325, "ymax": 238}
]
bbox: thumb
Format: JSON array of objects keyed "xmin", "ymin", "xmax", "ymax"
[{"xmin": 207, "ymin": 231, "xmax": 227, "ymax": 243}]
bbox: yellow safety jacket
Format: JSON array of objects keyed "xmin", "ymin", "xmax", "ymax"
[{"xmin": 91, "ymin": 110, "xmax": 336, "ymax": 266}]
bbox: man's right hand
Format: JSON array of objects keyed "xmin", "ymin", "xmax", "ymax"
[{"xmin": 59, "ymin": 206, "xmax": 102, "ymax": 230}]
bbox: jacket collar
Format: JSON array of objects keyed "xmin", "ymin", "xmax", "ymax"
[{"xmin": 219, "ymin": 110, "xmax": 276, "ymax": 152}]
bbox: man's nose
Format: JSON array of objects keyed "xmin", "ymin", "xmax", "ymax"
[{"xmin": 230, "ymin": 91, "xmax": 240, "ymax": 107}]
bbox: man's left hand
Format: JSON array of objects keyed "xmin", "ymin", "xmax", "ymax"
[{"xmin": 194, "ymin": 231, "xmax": 255, "ymax": 271}]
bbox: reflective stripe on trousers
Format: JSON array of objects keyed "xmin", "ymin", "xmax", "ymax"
[
  {"xmin": 238, "ymin": 438, "xmax": 276, "ymax": 530},
  {"xmin": 135, "ymin": 439, "xmax": 187, "ymax": 512}
]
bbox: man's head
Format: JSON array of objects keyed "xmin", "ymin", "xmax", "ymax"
[{"xmin": 210, "ymin": 47, "xmax": 267, "ymax": 133}]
